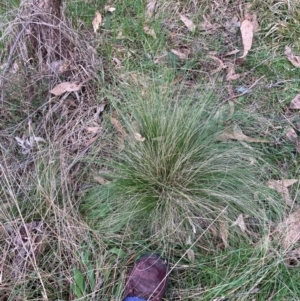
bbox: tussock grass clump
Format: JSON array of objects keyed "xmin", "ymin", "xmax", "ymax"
[{"xmin": 83, "ymin": 90, "xmax": 284, "ymax": 248}]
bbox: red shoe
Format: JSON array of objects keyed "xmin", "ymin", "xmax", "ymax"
[{"xmin": 123, "ymin": 254, "xmax": 169, "ymax": 301}]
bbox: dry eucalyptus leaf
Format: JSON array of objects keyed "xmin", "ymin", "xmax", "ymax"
[
  {"xmin": 92, "ymin": 11, "xmax": 102, "ymax": 33},
  {"xmin": 171, "ymin": 49, "xmax": 188, "ymax": 60},
  {"xmin": 49, "ymin": 82, "xmax": 82, "ymax": 96},
  {"xmin": 240, "ymin": 19, "xmax": 253, "ymax": 58},
  {"xmin": 180, "ymin": 15, "xmax": 196, "ymax": 32},
  {"xmin": 186, "ymin": 249, "xmax": 195, "ymax": 262},
  {"xmin": 218, "ymin": 125, "xmax": 269, "ymax": 143},
  {"xmin": 219, "ymin": 220, "xmax": 228, "ymax": 248},
  {"xmin": 286, "ymin": 127, "xmax": 298, "ymax": 143},
  {"xmin": 232, "ymin": 214, "xmax": 247, "ymax": 232},
  {"xmin": 290, "ymin": 94, "xmax": 300, "ymax": 109},
  {"xmin": 146, "ymin": 1, "xmax": 157, "ymax": 19},
  {"xmin": 134, "ymin": 133, "xmax": 146, "ymax": 142},
  {"xmin": 86, "ymin": 126, "xmax": 102, "ymax": 134},
  {"xmin": 104, "ymin": 6, "xmax": 116, "ymax": 12},
  {"xmin": 226, "ymin": 64, "xmax": 244, "ymax": 81},
  {"xmin": 93, "ymin": 103, "xmax": 107, "ymax": 121},
  {"xmin": 267, "ymin": 179, "xmax": 298, "ymax": 206},
  {"xmin": 94, "ymin": 176, "xmax": 110, "ymax": 185},
  {"xmin": 143, "ymin": 25, "xmax": 156, "ymax": 39},
  {"xmin": 223, "ymin": 49, "xmax": 240, "ymax": 56},
  {"xmin": 111, "ymin": 117, "xmax": 127, "ymax": 137},
  {"xmin": 209, "ymin": 55, "xmax": 225, "ymax": 74},
  {"xmin": 276, "ymin": 210, "xmax": 300, "ymax": 249},
  {"xmin": 285, "ymin": 46, "xmax": 300, "ymax": 68}
]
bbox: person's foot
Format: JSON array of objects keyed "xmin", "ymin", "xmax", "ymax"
[{"xmin": 123, "ymin": 253, "xmax": 169, "ymax": 301}]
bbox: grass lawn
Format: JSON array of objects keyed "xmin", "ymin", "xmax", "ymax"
[{"xmin": 0, "ymin": 0, "xmax": 300, "ymax": 300}]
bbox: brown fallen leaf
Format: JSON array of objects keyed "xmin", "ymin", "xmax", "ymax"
[
  {"xmin": 276, "ymin": 210, "xmax": 300, "ymax": 249},
  {"xmin": 49, "ymin": 82, "xmax": 82, "ymax": 96},
  {"xmin": 180, "ymin": 15, "xmax": 196, "ymax": 32},
  {"xmin": 232, "ymin": 214, "xmax": 247, "ymax": 232},
  {"xmin": 94, "ymin": 176, "xmax": 111, "ymax": 185},
  {"xmin": 285, "ymin": 46, "xmax": 300, "ymax": 68},
  {"xmin": 290, "ymin": 94, "xmax": 300, "ymax": 109},
  {"xmin": 104, "ymin": 6, "xmax": 116, "ymax": 12},
  {"xmin": 286, "ymin": 127, "xmax": 298, "ymax": 143},
  {"xmin": 111, "ymin": 117, "xmax": 127, "ymax": 137},
  {"xmin": 208, "ymin": 55, "xmax": 225, "ymax": 74},
  {"xmin": 171, "ymin": 49, "xmax": 188, "ymax": 60},
  {"xmin": 219, "ymin": 220, "xmax": 228, "ymax": 248},
  {"xmin": 223, "ymin": 49, "xmax": 240, "ymax": 57},
  {"xmin": 86, "ymin": 126, "xmax": 102, "ymax": 134},
  {"xmin": 186, "ymin": 249, "xmax": 195, "ymax": 262},
  {"xmin": 143, "ymin": 25, "xmax": 156, "ymax": 39},
  {"xmin": 93, "ymin": 103, "xmax": 107, "ymax": 121},
  {"xmin": 226, "ymin": 63, "xmax": 245, "ymax": 81},
  {"xmin": 218, "ymin": 124, "xmax": 269, "ymax": 143},
  {"xmin": 244, "ymin": 12, "xmax": 259, "ymax": 32},
  {"xmin": 240, "ymin": 19, "xmax": 253, "ymax": 58},
  {"xmin": 267, "ymin": 179, "xmax": 298, "ymax": 206},
  {"xmin": 92, "ymin": 11, "xmax": 102, "ymax": 33},
  {"xmin": 146, "ymin": 0, "xmax": 157, "ymax": 19},
  {"xmin": 134, "ymin": 133, "xmax": 146, "ymax": 142}
]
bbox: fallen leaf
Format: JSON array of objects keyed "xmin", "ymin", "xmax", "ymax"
[
  {"xmin": 209, "ymin": 55, "xmax": 225, "ymax": 74},
  {"xmin": 49, "ymin": 82, "xmax": 82, "ymax": 96},
  {"xmin": 94, "ymin": 176, "xmax": 110, "ymax": 185},
  {"xmin": 219, "ymin": 220, "xmax": 228, "ymax": 248},
  {"xmin": 143, "ymin": 25, "xmax": 156, "ymax": 39},
  {"xmin": 186, "ymin": 249, "xmax": 195, "ymax": 262},
  {"xmin": 267, "ymin": 179, "xmax": 298, "ymax": 206},
  {"xmin": 171, "ymin": 49, "xmax": 188, "ymax": 60},
  {"xmin": 226, "ymin": 63, "xmax": 244, "ymax": 81},
  {"xmin": 239, "ymin": 19, "xmax": 253, "ymax": 58},
  {"xmin": 232, "ymin": 214, "xmax": 247, "ymax": 232},
  {"xmin": 93, "ymin": 103, "xmax": 107, "ymax": 121},
  {"xmin": 285, "ymin": 46, "xmax": 300, "ymax": 68},
  {"xmin": 286, "ymin": 127, "xmax": 298, "ymax": 143},
  {"xmin": 180, "ymin": 15, "xmax": 196, "ymax": 32},
  {"xmin": 86, "ymin": 126, "xmax": 102, "ymax": 134},
  {"xmin": 111, "ymin": 117, "xmax": 127, "ymax": 137},
  {"xmin": 218, "ymin": 124, "xmax": 269, "ymax": 143},
  {"xmin": 223, "ymin": 49, "xmax": 240, "ymax": 57},
  {"xmin": 146, "ymin": 1, "xmax": 157, "ymax": 19},
  {"xmin": 104, "ymin": 6, "xmax": 116, "ymax": 12},
  {"xmin": 92, "ymin": 11, "xmax": 102, "ymax": 33},
  {"xmin": 276, "ymin": 210, "xmax": 300, "ymax": 249},
  {"xmin": 290, "ymin": 94, "xmax": 300, "ymax": 109},
  {"xmin": 134, "ymin": 133, "xmax": 146, "ymax": 141}
]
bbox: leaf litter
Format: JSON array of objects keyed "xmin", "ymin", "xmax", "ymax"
[
  {"xmin": 180, "ymin": 15, "xmax": 196, "ymax": 32},
  {"xmin": 239, "ymin": 19, "xmax": 253, "ymax": 58},
  {"xmin": 285, "ymin": 46, "xmax": 300, "ymax": 68},
  {"xmin": 267, "ymin": 179, "xmax": 298, "ymax": 206},
  {"xmin": 92, "ymin": 11, "xmax": 102, "ymax": 33},
  {"xmin": 218, "ymin": 124, "xmax": 269, "ymax": 143},
  {"xmin": 290, "ymin": 94, "xmax": 300, "ymax": 109}
]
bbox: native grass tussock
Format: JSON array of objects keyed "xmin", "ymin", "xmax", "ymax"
[{"xmin": 82, "ymin": 90, "xmax": 285, "ymax": 249}]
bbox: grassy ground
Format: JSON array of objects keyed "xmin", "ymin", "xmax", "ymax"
[{"xmin": 1, "ymin": 0, "xmax": 300, "ymax": 300}]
